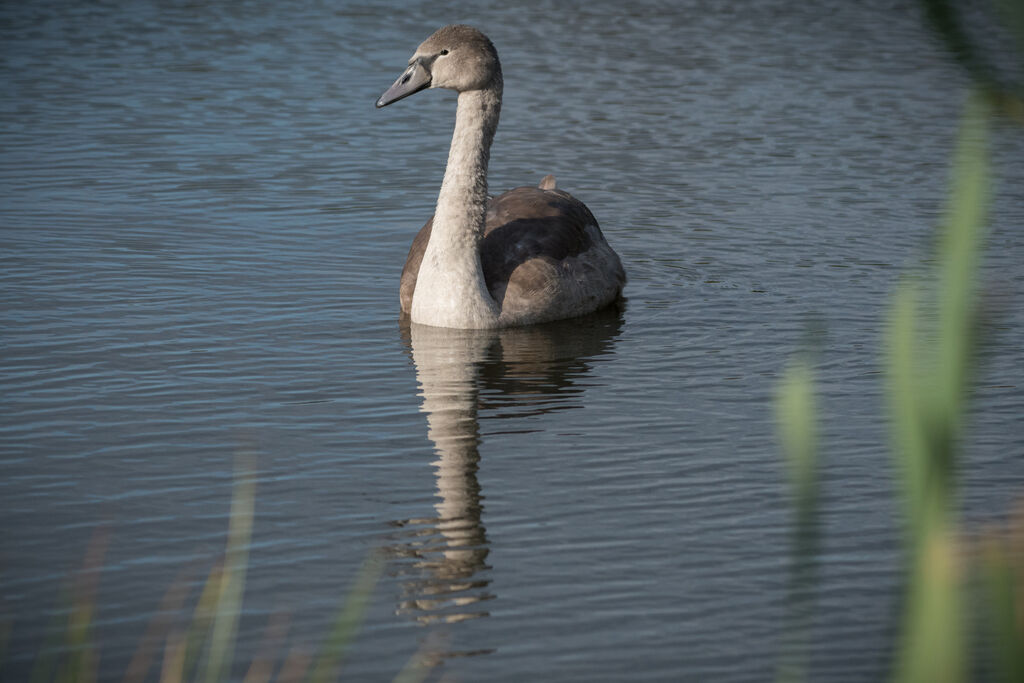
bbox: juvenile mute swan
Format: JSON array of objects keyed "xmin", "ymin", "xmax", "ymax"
[{"xmin": 376, "ymin": 24, "xmax": 626, "ymax": 329}]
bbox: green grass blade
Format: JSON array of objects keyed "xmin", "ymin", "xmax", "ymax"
[
  {"xmin": 981, "ymin": 532, "xmax": 1024, "ymax": 683},
  {"xmin": 894, "ymin": 524, "xmax": 966, "ymax": 683},
  {"xmin": 889, "ymin": 91, "xmax": 993, "ymax": 683},
  {"xmin": 887, "ymin": 283, "xmax": 931, "ymax": 548},
  {"xmin": 204, "ymin": 464, "xmax": 256, "ymax": 683},
  {"xmin": 775, "ymin": 358, "xmax": 820, "ymax": 683},
  {"xmin": 776, "ymin": 359, "xmax": 819, "ymax": 522},
  {"xmin": 933, "ymin": 92, "xmax": 990, "ymax": 462},
  {"xmin": 307, "ymin": 552, "xmax": 384, "ymax": 683}
]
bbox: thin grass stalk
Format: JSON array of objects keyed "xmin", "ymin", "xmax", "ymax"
[
  {"xmin": 28, "ymin": 587, "xmax": 72, "ymax": 683},
  {"xmin": 57, "ymin": 527, "xmax": 110, "ymax": 683},
  {"xmin": 980, "ymin": 537, "xmax": 1024, "ymax": 682},
  {"xmin": 889, "ymin": 90, "xmax": 992, "ymax": 683},
  {"xmin": 204, "ymin": 464, "xmax": 256, "ymax": 683},
  {"xmin": 307, "ymin": 552, "xmax": 384, "ymax": 683},
  {"xmin": 159, "ymin": 632, "xmax": 186, "ymax": 683},
  {"xmin": 391, "ymin": 636, "xmax": 441, "ymax": 683},
  {"xmin": 775, "ymin": 358, "xmax": 819, "ymax": 683},
  {"xmin": 277, "ymin": 647, "xmax": 312, "ymax": 683},
  {"xmin": 932, "ymin": 92, "xmax": 990, "ymax": 466},
  {"xmin": 121, "ymin": 565, "xmax": 195, "ymax": 683},
  {"xmin": 181, "ymin": 561, "xmax": 226, "ymax": 679},
  {"xmin": 241, "ymin": 612, "xmax": 291, "ymax": 683}
]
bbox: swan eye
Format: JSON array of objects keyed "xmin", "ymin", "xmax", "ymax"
[{"xmin": 439, "ymin": 49, "xmax": 449, "ymax": 56}]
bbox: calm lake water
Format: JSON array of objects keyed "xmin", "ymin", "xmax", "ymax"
[{"xmin": 2, "ymin": 0, "xmax": 1023, "ymax": 680}]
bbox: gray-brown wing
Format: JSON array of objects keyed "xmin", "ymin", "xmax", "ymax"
[
  {"xmin": 479, "ymin": 186, "xmax": 601, "ymax": 307},
  {"xmin": 400, "ymin": 216, "xmax": 432, "ymax": 314},
  {"xmin": 400, "ymin": 185, "xmax": 620, "ymax": 314}
]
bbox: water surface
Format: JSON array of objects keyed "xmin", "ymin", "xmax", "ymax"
[{"xmin": 3, "ymin": 1, "xmax": 1023, "ymax": 680}]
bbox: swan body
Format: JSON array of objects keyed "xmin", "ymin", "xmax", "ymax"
[{"xmin": 377, "ymin": 25, "xmax": 625, "ymax": 329}]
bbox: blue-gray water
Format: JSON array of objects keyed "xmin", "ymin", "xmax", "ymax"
[{"xmin": 2, "ymin": 1, "xmax": 1023, "ymax": 681}]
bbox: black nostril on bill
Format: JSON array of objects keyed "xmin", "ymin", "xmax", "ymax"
[{"xmin": 401, "ymin": 74, "xmax": 411, "ymax": 84}]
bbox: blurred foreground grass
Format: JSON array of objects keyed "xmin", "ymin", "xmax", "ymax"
[
  {"xmin": 4, "ymin": 459, "xmax": 429, "ymax": 683},
  {"xmin": 776, "ymin": 89, "xmax": 1024, "ymax": 682},
  {"xmin": 776, "ymin": 2, "xmax": 1024, "ymax": 679}
]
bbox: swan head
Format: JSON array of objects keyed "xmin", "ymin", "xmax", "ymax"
[{"xmin": 376, "ymin": 25, "xmax": 502, "ymax": 108}]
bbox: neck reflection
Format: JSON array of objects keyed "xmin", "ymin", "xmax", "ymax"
[{"xmin": 392, "ymin": 308, "xmax": 624, "ymax": 635}]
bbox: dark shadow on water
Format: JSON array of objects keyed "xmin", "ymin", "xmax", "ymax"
[{"xmin": 385, "ymin": 306, "xmax": 624, "ymax": 658}]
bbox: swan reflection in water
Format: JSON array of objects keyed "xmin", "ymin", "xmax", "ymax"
[{"xmin": 387, "ymin": 307, "xmax": 624, "ymax": 645}]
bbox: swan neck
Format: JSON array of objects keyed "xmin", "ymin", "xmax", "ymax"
[
  {"xmin": 435, "ymin": 87, "xmax": 501, "ymax": 233},
  {"xmin": 411, "ymin": 86, "xmax": 503, "ymax": 329}
]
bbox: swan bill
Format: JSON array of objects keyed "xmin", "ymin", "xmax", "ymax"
[{"xmin": 377, "ymin": 58, "xmax": 431, "ymax": 108}]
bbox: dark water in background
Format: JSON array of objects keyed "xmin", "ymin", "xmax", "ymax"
[{"xmin": 2, "ymin": 0, "xmax": 1023, "ymax": 680}]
